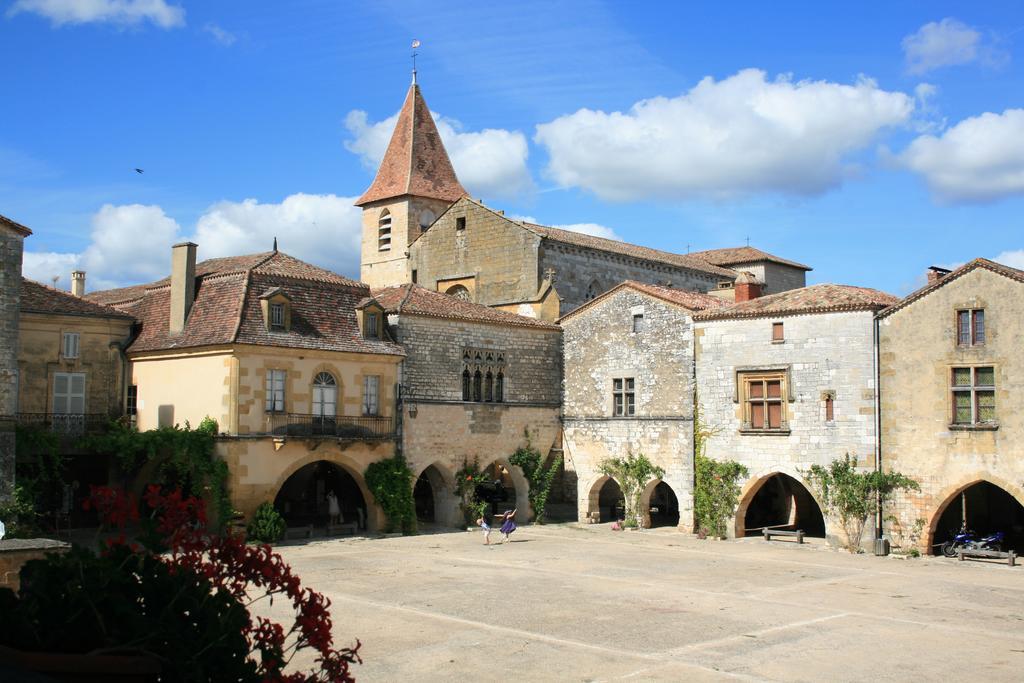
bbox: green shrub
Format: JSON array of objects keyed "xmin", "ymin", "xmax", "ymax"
[
  {"xmin": 246, "ymin": 502, "xmax": 285, "ymax": 543},
  {"xmin": 365, "ymin": 455, "xmax": 416, "ymax": 534},
  {"xmin": 508, "ymin": 430, "xmax": 561, "ymax": 524},
  {"xmin": 455, "ymin": 458, "xmax": 490, "ymax": 527},
  {"xmin": 598, "ymin": 452, "xmax": 664, "ymax": 529},
  {"xmin": 694, "ymin": 454, "xmax": 748, "ymax": 539}
]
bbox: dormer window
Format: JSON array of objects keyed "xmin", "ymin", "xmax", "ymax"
[
  {"xmin": 259, "ymin": 288, "xmax": 292, "ymax": 332},
  {"xmin": 378, "ymin": 210, "xmax": 392, "ymax": 252},
  {"xmin": 367, "ymin": 312, "xmax": 379, "ymax": 339},
  {"xmin": 359, "ymin": 303, "xmax": 384, "ymax": 340}
]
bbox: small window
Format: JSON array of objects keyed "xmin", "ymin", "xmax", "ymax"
[
  {"xmin": 632, "ymin": 314, "xmax": 645, "ymax": 333},
  {"xmin": 771, "ymin": 322, "xmax": 784, "ymax": 342},
  {"xmin": 824, "ymin": 393, "xmax": 834, "ymax": 422},
  {"xmin": 952, "ymin": 366, "xmax": 995, "ymax": 425},
  {"xmin": 62, "ymin": 332, "xmax": 80, "ymax": 359},
  {"xmin": 126, "ymin": 385, "xmax": 138, "ymax": 416},
  {"xmin": 265, "ymin": 369, "xmax": 286, "ymax": 413},
  {"xmin": 455, "ymin": 216, "xmax": 466, "ymax": 231},
  {"xmin": 378, "ymin": 210, "xmax": 392, "ymax": 252},
  {"xmin": 612, "ymin": 377, "xmax": 635, "ymax": 416},
  {"xmin": 411, "ymin": 269, "xmax": 418, "ymax": 284},
  {"xmin": 742, "ymin": 373, "xmax": 786, "ymax": 430},
  {"xmin": 362, "ymin": 376, "xmax": 380, "ymax": 416},
  {"xmin": 956, "ymin": 309, "xmax": 985, "ymax": 347},
  {"xmin": 270, "ymin": 303, "xmax": 285, "ymax": 329},
  {"xmin": 366, "ymin": 312, "xmax": 379, "ymax": 339},
  {"xmin": 446, "ymin": 285, "xmax": 471, "ymax": 301}
]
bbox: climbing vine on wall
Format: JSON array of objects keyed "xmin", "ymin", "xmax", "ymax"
[
  {"xmin": 508, "ymin": 429, "xmax": 561, "ymax": 524},
  {"xmin": 598, "ymin": 452, "xmax": 664, "ymax": 528},
  {"xmin": 364, "ymin": 455, "xmax": 416, "ymax": 534},
  {"xmin": 692, "ymin": 398, "xmax": 748, "ymax": 539}
]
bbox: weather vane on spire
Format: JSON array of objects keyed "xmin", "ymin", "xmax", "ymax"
[{"xmin": 411, "ymin": 39, "xmax": 421, "ymax": 84}]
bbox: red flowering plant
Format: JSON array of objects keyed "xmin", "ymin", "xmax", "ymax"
[{"xmin": 0, "ymin": 485, "xmax": 360, "ymax": 682}]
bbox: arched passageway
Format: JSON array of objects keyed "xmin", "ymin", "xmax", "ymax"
[
  {"xmin": 476, "ymin": 461, "xmax": 517, "ymax": 515},
  {"xmin": 741, "ymin": 473, "xmax": 825, "ymax": 537},
  {"xmin": 647, "ymin": 481, "xmax": 680, "ymax": 528},
  {"xmin": 596, "ymin": 477, "xmax": 624, "ymax": 523},
  {"xmin": 931, "ymin": 481, "xmax": 1024, "ymax": 555},
  {"xmin": 415, "ymin": 464, "xmax": 453, "ymax": 526},
  {"xmin": 273, "ymin": 460, "xmax": 367, "ymax": 530}
]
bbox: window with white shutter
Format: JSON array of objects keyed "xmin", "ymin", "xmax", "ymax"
[
  {"xmin": 53, "ymin": 373, "xmax": 86, "ymax": 414},
  {"xmin": 62, "ymin": 332, "xmax": 80, "ymax": 359}
]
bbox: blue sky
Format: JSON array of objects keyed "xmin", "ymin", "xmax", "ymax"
[{"xmin": 2, "ymin": 0, "xmax": 1023, "ymax": 293}]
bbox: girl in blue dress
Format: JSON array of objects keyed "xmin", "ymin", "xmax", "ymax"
[{"xmin": 499, "ymin": 508, "xmax": 517, "ymax": 543}]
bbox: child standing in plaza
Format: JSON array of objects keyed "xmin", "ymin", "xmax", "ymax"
[
  {"xmin": 499, "ymin": 508, "xmax": 517, "ymax": 543},
  {"xmin": 476, "ymin": 515, "xmax": 492, "ymax": 545}
]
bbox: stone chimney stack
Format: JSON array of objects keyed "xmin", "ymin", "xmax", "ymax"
[
  {"xmin": 733, "ymin": 272, "xmax": 763, "ymax": 302},
  {"xmin": 170, "ymin": 242, "xmax": 197, "ymax": 334},
  {"xmin": 71, "ymin": 270, "xmax": 86, "ymax": 297},
  {"xmin": 926, "ymin": 266, "xmax": 952, "ymax": 284}
]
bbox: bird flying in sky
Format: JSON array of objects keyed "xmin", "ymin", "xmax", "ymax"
[{"xmin": 134, "ymin": 168, "xmax": 144, "ymax": 174}]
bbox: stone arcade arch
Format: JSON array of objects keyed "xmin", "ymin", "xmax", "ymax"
[
  {"xmin": 414, "ymin": 462, "xmax": 458, "ymax": 528},
  {"xmin": 927, "ymin": 478, "xmax": 1024, "ymax": 555},
  {"xmin": 735, "ymin": 472, "xmax": 826, "ymax": 538},
  {"xmin": 584, "ymin": 475, "xmax": 625, "ymax": 523},
  {"xmin": 268, "ymin": 454, "xmax": 380, "ymax": 532},
  {"xmin": 273, "ymin": 459, "xmax": 368, "ymax": 531},
  {"xmin": 642, "ymin": 480, "xmax": 681, "ymax": 528},
  {"xmin": 479, "ymin": 458, "xmax": 530, "ymax": 520}
]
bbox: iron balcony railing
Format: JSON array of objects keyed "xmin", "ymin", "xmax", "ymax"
[
  {"xmin": 16, "ymin": 413, "xmax": 113, "ymax": 437},
  {"xmin": 265, "ymin": 413, "xmax": 395, "ymax": 440}
]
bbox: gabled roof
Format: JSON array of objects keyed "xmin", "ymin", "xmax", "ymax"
[
  {"xmin": 355, "ymin": 83, "xmax": 468, "ymax": 206},
  {"xmin": 0, "ymin": 213, "xmax": 32, "ymax": 236},
  {"xmin": 688, "ymin": 245, "xmax": 811, "ymax": 271},
  {"xmin": 559, "ymin": 280, "xmax": 726, "ymax": 324},
  {"xmin": 877, "ymin": 258, "xmax": 1024, "ymax": 319},
  {"xmin": 370, "ymin": 284, "xmax": 559, "ymax": 330},
  {"xmin": 20, "ymin": 278, "xmax": 133, "ymax": 320},
  {"xmin": 694, "ymin": 283, "xmax": 898, "ymax": 321},
  {"xmin": 86, "ymin": 250, "xmax": 404, "ymax": 356}
]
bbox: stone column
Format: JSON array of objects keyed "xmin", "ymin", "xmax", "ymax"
[{"xmin": 0, "ymin": 221, "xmax": 29, "ymax": 503}]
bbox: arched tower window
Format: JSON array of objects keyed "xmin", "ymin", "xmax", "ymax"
[
  {"xmin": 473, "ymin": 370, "xmax": 482, "ymax": 402},
  {"xmin": 484, "ymin": 371, "xmax": 494, "ymax": 402},
  {"xmin": 495, "ymin": 372, "xmax": 504, "ymax": 403},
  {"xmin": 312, "ymin": 372, "xmax": 337, "ymax": 419},
  {"xmin": 378, "ymin": 210, "xmax": 392, "ymax": 252},
  {"xmin": 462, "ymin": 368, "xmax": 471, "ymax": 401},
  {"xmin": 586, "ymin": 279, "xmax": 602, "ymax": 301},
  {"xmin": 446, "ymin": 285, "xmax": 471, "ymax": 302}
]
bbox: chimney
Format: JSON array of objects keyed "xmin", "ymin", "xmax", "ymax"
[
  {"xmin": 70, "ymin": 270, "xmax": 86, "ymax": 297},
  {"xmin": 733, "ymin": 271, "xmax": 763, "ymax": 302},
  {"xmin": 170, "ymin": 242, "xmax": 197, "ymax": 334},
  {"xmin": 926, "ymin": 266, "xmax": 951, "ymax": 284}
]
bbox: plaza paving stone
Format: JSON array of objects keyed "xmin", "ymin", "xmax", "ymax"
[{"xmin": 264, "ymin": 523, "xmax": 1024, "ymax": 681}]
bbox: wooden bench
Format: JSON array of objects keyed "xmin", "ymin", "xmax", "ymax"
[
  {"xmin": 958, "ymin": 548, "xmax": 1016, "ymax": 567},
  {"xmin": 763, "ymin": 528, "xmax": 804, "ymax": 544},
  {"xmin": 284, "ymin": 525, "xmax": 313, "ymax": 540},
  {"xmin": 327, "ymin": 522, "xmax": 359, "ymax": 536}
]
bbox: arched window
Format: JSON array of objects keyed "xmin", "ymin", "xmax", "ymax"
[
  {"xmin": 446, "ymin": 285, "xmax": 471, "ymax": 302},
  {"xmin": 495, "ymin": 372, "xmax": 504, "ymax": 403},
  {"xmin": 418, "ymin": 209, "xmax": 436, "ymax": 230},
  {"xmin": 312, "ymin": 372, "xmax": 337, "ymax": 422},
  {"xmin": 462, "ymin": 368, "xmax": 471, "ymax": 401},
  {"xmin": 586, "ymin": 279, "xmax": 602, "ymax": 301},
  {"xmin": 484, "ymin": 371, "xmax": 493, "ymax": 402},
  {"xmin": 378, "ymin": 210, "xmax": 392, "ymax": 252},
  {"xmin": 473, "ymin": 370, "xmax": 482, "ymax": 402}
]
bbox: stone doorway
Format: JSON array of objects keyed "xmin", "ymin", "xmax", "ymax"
[
  {"xmin": 930, "ymin": 481, "xmax": 1024, "ymax": 555},
  {"xmin": 414, "ymin": 464, "xmax": 453, "ymax": 527},
  {"xmin": 647, "ymin": 481, "xmax": 680, "ymax": 528},
  {"xmin": 596, "ymin": 477, "xmax": 624, "ymax": 523},
  {"xmin": 740, "ymin": 473, "xmax": 825, "ymax": 538},
  {"xmin": 273, "ymin": 460, "xmax": 366, "ymax": 530}
]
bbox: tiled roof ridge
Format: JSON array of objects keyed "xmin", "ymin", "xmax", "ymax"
[
  {"xmin": 689, "ymin": 246, "xmax": 812, "ymax": 271},
  {"xmin": 877, "ymin": 258, "xmax": 1024, "ymax": 319},
  {"xmin": 694, "ymin": 283, "xmax": 899, "ymax": 321},
  {"xmin": 20, "ymin": 277, "xmax": 134, "ymax": 319}
]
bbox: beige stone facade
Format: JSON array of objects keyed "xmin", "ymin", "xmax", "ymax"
[{"xmin": 879, "ymin": 262, "xmax": 1024, "ymax": 553}]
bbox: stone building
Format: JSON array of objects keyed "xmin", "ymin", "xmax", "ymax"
[
  {"xmin": 367, "ymin": 284, "xmax": 562, "ymax": 525},
  {"xmin": 879, "ymin": 260, "xmax": 1024, "ymax": 554},
  {"xmin": 357, "ymin": 80, "xmax": 810, "ymax": 320},
  {"xmin": 694, "ymin": 283, "xmax": 897, "ymax": 543},
  {"xmin": 560, "ymin": 281, "xmax": 725, "ymax": 529},
  {"xmin": 88, "ymin": 243, "xmax": 405, "ymax": 529},
  {"xmin": 1, "ymin": 214, "xmax": 32, "ymax": 502}
]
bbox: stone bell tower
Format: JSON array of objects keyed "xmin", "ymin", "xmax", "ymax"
[{"xmin": 356, "ymin": 76, "xmax": 467, "ymax": 289}]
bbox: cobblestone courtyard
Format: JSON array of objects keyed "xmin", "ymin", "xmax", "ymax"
[{"xmin": 271, "ymin": 524, "xmax": 1024, "ymax": 682}]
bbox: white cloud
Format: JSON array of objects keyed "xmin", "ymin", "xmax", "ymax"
[
  {"xmin": 509, "ymin": 215, "xmax": 622, "ymax": 241},
  {"xmin": 534, "ymin": 69, "xmax": 914, "ymax": 201},
  {"xmin": 203, "ymin": 22, "xmax": 235, "ymax": 46},
  {"xmin": 899, "ymin": 109, "xmax": 1024, "ymax": 203},
  {"xmin": 8, "ymin": 0, "xmax": 185, "ymax": 28},
  {"xmin": 344, "ymin": 109, "xmax": 533, "ymax": 199},
  {"xmin": 993, "ymin": 250, "xmax": 1024, "ymax": 270},
  {"xmin": 21, "ymin": 194, "xmax": 363, "ymax": 291},
  {"xmin": 901, "ymin": 18, "xmax": 1006, "ymax": 75}
]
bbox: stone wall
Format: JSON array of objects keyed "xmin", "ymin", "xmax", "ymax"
[
  {"xmin": 726, "ymin": 261, "xmax": 807, "ymax": 296},
  {"xmin": 540, "ymin": 243, "xmax": 722, "ymax": 315},
  {"xmin": 0, "ymin": 225, "xmax": 26, "ymax": 502},
  {"xmin": 879, "ymin": 267, "xmax": 1024, "ymax": 552},
  {"xmin": 0, "ymin": 538, "xmax": 69, "ymax": 591},
  {"xmin": 561, "ymin": 287, "xmax": 697, "ymax": 528},
  {"xmin": 361, "ymin": 196, "xmax": 453, "ymax": 290},
  {"xmin": 393, "ymin": 313, "xmax": 562, "ymax": 405},
  {"xmin": 695, "ymin": 310, "xmax": 878, "ymax": 541}
]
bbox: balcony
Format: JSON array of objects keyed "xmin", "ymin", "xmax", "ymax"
[
  {"xmin": 16, "ymin": 413, "xmax": 113, "ymax": 437},
  {"xmin": 265, "ymin": 413, "xmax": 395, "ymax": 441}
]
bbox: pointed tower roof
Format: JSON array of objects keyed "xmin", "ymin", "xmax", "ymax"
[{"xmin": 355, "ymin": 83, "xmax": 468, "ymax": 206}]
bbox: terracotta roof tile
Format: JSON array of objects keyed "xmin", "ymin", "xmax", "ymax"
[
  {"xmin": 356, "ymin": 84, "xmax": 467, "ymax": 206},
  {"xmin": 89, "ymin": 250, "xmax": 404, "ymax": 356},
  {"xmin": 559, "ymin": 280, "xmax": 726, "ymax": 323},
  {"xmin": 20, "ymin": 278, "xmax": 133, "ymax": 319},
  {"xmin": 688, "ymin": 246, "xmax": 811, "ymax": 271},
  {"xmin": 0, "ymin": 213, "xmax": 32, "ymax": 236},
  {"xmin": 694, "ymin": 283, "xmax": 898, "ymax": 321},
  {"xmin": 877, "ymin": 258, "xmax": 1024, "ymax": 319},
  {"xmin": 371, "ymin": 284, "xmax": 560, "ymax": 330}
]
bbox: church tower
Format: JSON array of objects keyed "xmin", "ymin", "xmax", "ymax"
[{"xmin": 356, "ymin": 78, "xmax": 467, "ymax": 289}]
